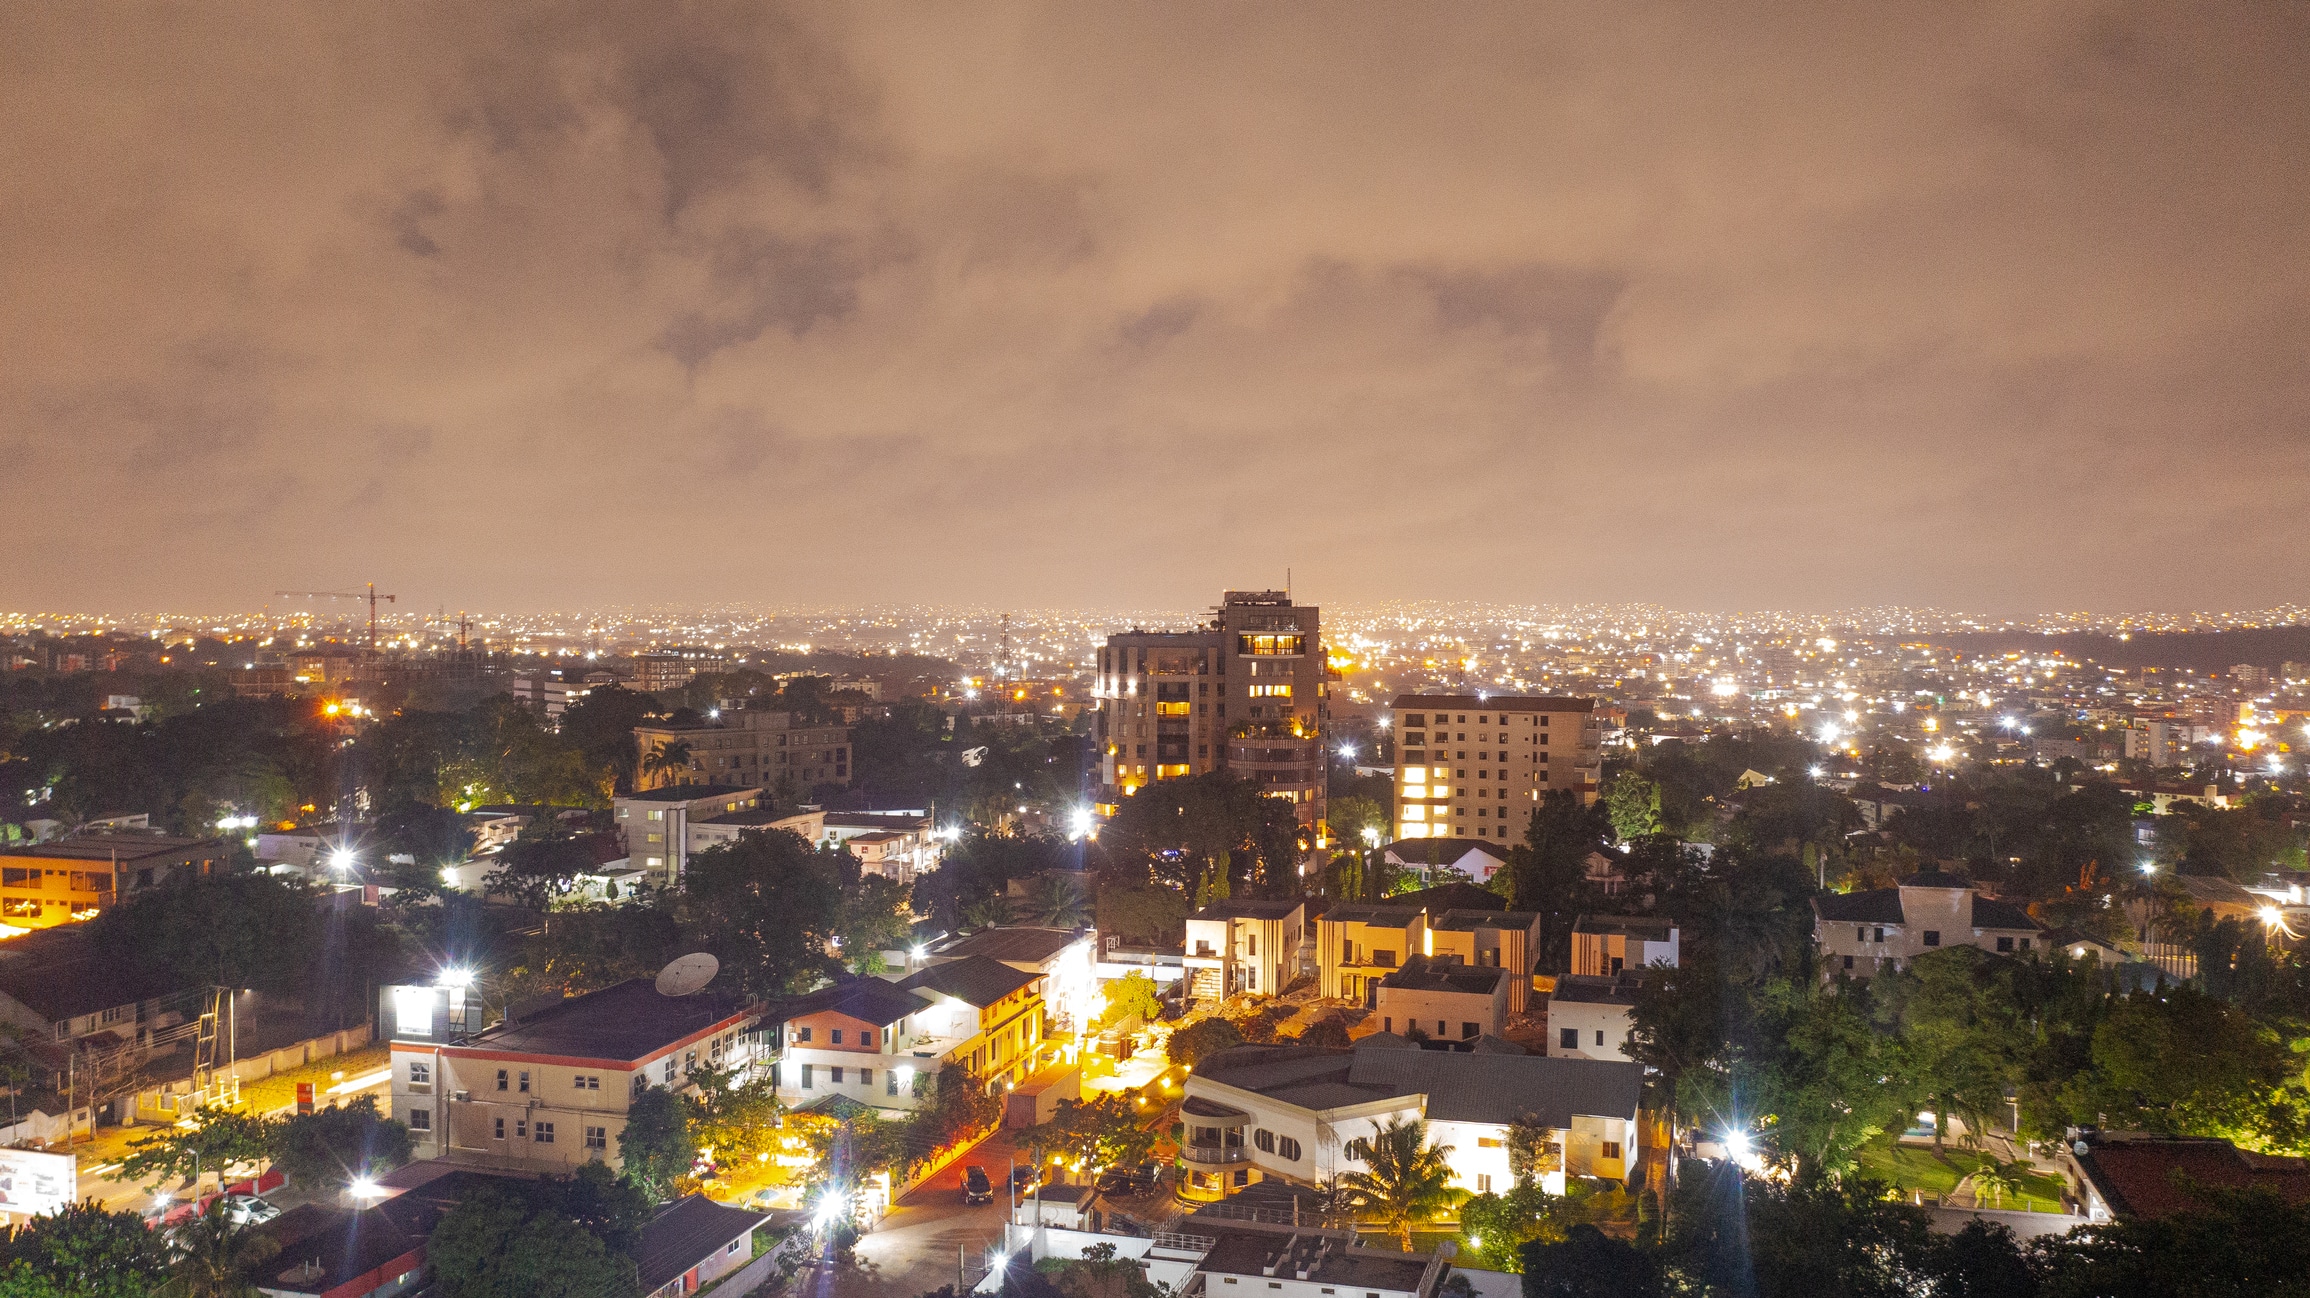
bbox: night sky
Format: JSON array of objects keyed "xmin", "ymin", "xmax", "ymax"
[{"xmin": 5, "ymin": 4, "xmax": 2307, "ymax": 613}]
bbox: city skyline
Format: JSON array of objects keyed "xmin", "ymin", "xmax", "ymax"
[{"xmin": 7, "ymin": 4, "xmax": 2309, "ymax": 612}]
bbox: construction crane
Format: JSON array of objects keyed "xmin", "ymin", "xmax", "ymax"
[{"xmin": 274, "ymin": 583, "xmax": 398, "ymax": 656}]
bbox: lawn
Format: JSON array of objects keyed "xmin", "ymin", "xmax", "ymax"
[{"xmin": 1856, "ymin": 1139, "xmax": 2067, "ymax": 1213}]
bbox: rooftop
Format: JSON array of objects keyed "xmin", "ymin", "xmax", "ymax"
[
  {"xmin": 2075, "ymin": 1135, "xmax": 2310, "ymax": 1219},
  {"xmin": 637, "ymin": 1195, "xmax": 771, "ymax": 1293},
  {"xmin": 929, "ymin": 926, "xmax": 1089, "ymax": 967},
  {"xmin": 696, "ymin": 807, "xmax": 795, "ymax": 827},
  {"xmin": 617, "ymin": 784, "xmax": 760, "ymax": 803},
  {"xmin": 774, "ymin": 977, "xmax": 931, "ymax": 1027},
  {"xmin": 1198, "ymin": 1226, "xmax": 1432, "ymax": 1293},
  {"xmin": 895, "ymin": 954, "xmax": 1040, "ymax": 1007},
  {"xmin": 1379, "ymin": 958, "xmax": 1508, "ymax": 996},
  {"xmin": 0, "ymin": 924, "xmax": 191, "ymax": 1023},
  {"xmin": 1550, "ymin": 973, "xmax": 1642, "ymax": 1006},
  {"xmin": 1194, "ymin": 1040, "xmax": 1644, "ymax": 1127},
  {"xmin": 1192, "ymin": 898, "xmax": 1305, "ymax": 922},
  {"xmin": 1392, "ymin": 694, "xmax": 1595, "ymax": 714},
  {"xmin": 1571, "ymin": 914, "xmax": 1676, "ymax": 939},
  {"xmin": 0, "ymin": 833, "xmax": 223, "ymax": 863},
  {"xmin": 1430, "ymin": 908, "xmax": 1541, "ymax": 933},
  {"xmin": 458, "ymin": 978, "xmax": 752, "ymax": 1064},
  {"xmin": 1322, "ymin": 904, "xmax": 1424, "ymax": 929}
]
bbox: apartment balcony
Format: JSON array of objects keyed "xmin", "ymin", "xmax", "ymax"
[{"xmin": 1182, "ymin": 1142, "xmax": 1248, "ymax": 1165}]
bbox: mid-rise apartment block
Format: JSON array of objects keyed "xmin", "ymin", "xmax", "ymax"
[
  {"xmin": 633, "ymin": 709, "xmax": 850, "ymax": 793},
  {"xmin": 1094, "ymin": 591, "xmax": 1328, "ymax": 834},
  {"xmin": 1391, "ymin": 694, "xmax": 1602, "ymax": 843},
  {"xmin": 613, "ymin": 784, "xmax": 761, "ymax": 882}
]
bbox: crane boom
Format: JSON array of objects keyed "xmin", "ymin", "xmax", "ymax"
[{"xmin": 272, "ymin": 583, "xmax": 398, "ymax": 656}]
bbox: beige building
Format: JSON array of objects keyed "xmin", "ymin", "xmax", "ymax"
[
  {"xmin": 1391, "ymin": 694, "xmax": 1603, "ymax": 843},
  {"xmin": 1094, "ymin": 590, "xmax": 1328, "ymax": 835},
  {"xmin": 1812, "ymin": 869, "xmax": 2044, "ymax": 976},
  {"xmin": 1569, "ymin": 915, "xmax": 1680, "ymax": 977},
  {"xmin": 1317, "ymin": 904, "xmax": 1543, "ymax": 1014},
  {"xmin": 634, "ymin": 709, "xmax": 851, "ymax": 794},
  {"xmin": 613, "ymin": 784, "xmax": 761, "ymax": 882},
  {"xmin": 1373, "ymin": 959, "xmax": 1510, "ymax": 1042},
  {"xmin": 1183, "ymin": 898, "xmax": 1307, "ymax": 1004}
]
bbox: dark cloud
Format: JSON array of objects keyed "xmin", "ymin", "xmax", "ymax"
[{"xmin": 1, "ymin": 1, "xmax": 2307, "ymax": 613}]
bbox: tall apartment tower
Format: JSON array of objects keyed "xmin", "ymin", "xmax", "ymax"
[
  {"xmin": 1094, "ymin": 591, "xmax": 1328, "ymax": 837},
  {"xmin": 1391, "ymin": 694, "xmax": 1602, "ymax": 843}
]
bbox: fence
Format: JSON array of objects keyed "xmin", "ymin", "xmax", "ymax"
[{"xmin": 130, "ymin": 1024, "xmax": 373, "ymax": 1123}]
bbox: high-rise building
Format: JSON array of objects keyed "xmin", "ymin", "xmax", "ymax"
[
  {"xmin": 1390, "ymin": 694, "xmax": 1602, "ymax": 843},
  {"xmin": 1094, "ymin": 590, "xmax": 1328, "ymax": 836}
]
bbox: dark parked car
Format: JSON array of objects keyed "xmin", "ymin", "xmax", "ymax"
[
  {"xmin": 963, "ymin": 1165, "xmax": 994, "ymax": 1205},
  {"xmin": 1011, "ymin": 1165, "xmax": 1041, "ymax": 1194}
]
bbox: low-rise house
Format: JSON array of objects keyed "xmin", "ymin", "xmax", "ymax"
[
  {"xmin": 766, "ymin": 954, "xmax": 1048, "ymax": 1112},
  {"xmin": 919, "ymin": 926, "xmax": 1098, "ymax": 1038},
  {"xmin": 1423, "ymin": 910, "xmax": 1544, "ymax": 1014},
  {"xmin": 1319, "ymin": 906, "xmax": 1541, "ymax": 1013},
  {"xmin": 1812, "ymin": 870, "xmax": 2043, "ymax": 975},
  {"xmin": 387, "ymin": 978, "xmax": 761, "ymax": 1173},
  {"xmin": 0, "ymin": 922, "xmax": 192, "ymax": 1044},
  {"xmin": 613, "ymin": 785, "xmax": 761, "ymax": 882},
  {"xmin": 1374, "ymin": 959, "xmax": 1509, "ymax": 1042},
  {"xmin": 1568, "ymin": 916, "xmax": 1680, "ymax": 977},
  {"xmin": 1546, "ymin": 974, "xmax": 1641, "ymax": 1062},
  {"xmin": 637, "ymin": 1194, "xmax": 773, "ymax": 1298},
  {"xmin": 2060, "ymin": 1133, "xmax": 2310, "ymax": 1222},
  {"xmin": 0, "ymin": 833, "xmax": 225, "ymax": 931},
  {"xmin": 1181, "ymin": 1036, "xmax": 1644, "ymax": 1201},
  {"xmin": 1382, "ymin": 838, "xmax": 1509, "ymax": 886},
  {"xmin": 1184, "ymin": 899, "xmax": 1306, "ymax": 1004}
]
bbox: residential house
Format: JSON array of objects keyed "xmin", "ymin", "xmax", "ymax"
[
  {"xmin": 638, "ymin": 1194, "xmax": 773, "ymax": 1298},
  {"xmin": 1545, "ymin": 974, "xmax": 1641, "ymax": 1062},
  {"xmin": 1318, "ymin": 906, "xmax": 1542, "ymax": 1014},
  {"xmin": 1812, "ymin": 870, "xmax": 2043, "ymax": 975},
  {"xmin": 1382, "ymin": 838, "xmax": 1509, "ymax": 887},
  {"xmin": 766, "ymin": 954, "xmax": 1048, "ymax": 1113},
  {"xmin": 1180, "ymin": 1037, "xmax": 1644, "ymax": 1201},
  {"xmin": 0, "ymin": 833, "xmax": 225, "ymax": 932},
  {"xmin": 918, "ymin": 926, "xmax": 1098, "ymax": 1038},
  {"xmin": 387, "ymin": 979, "xmax": 761, "ymax": 1173},
  {"xmin": 1373, "ymin": 959, "xmax": 1509, "ymax": 1042},
  {"xmin": 2060, "ymin": 1133, "xmax": 2310, "ymax": 1222},
  {"xmin": 1422, "ymin": 910, "xmax": 1544, "ymax": 1014},
  {"xmin": 1568, "ymin": 916, "xmax": 1680, "ymax": 977},
  {"xmin": 1184, "ymin": 899, "xmax": 1306, "ymax": 1004}
]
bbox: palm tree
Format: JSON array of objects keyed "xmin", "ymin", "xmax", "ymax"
[
  {"xmin": 1970, "ymin": 1158, "xmax": 2026, "ymax": 1210},
  {"xmin": 1336, "ymin": 1117, "xmax": 1467, "ymax": 1250},
  {"xmin": 1011, "ymin": 873, "xmax": 1093, "ymax": 928},
  {"xmin": 162, "ymin": 1199, "xmax": 280, "ymax": 1298},
  {"xmin": 641, "ymin": 739, "xmax": 694, "ymax": 790}
]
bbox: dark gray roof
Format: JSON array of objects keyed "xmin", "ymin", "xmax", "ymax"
[
  {"xmin": 1972, "ymin": 896, "xmax": 2041, "ymax": 931},
  {"xmin": 696, "ymin": 807, "xmax": 794, "ymax": 827},
  {"xmin": 1199, "ymin": 1228, "xmax": 1431, "ymax": 1291},
  {"xmin": 0, "ymin": 925, "xmax": 192, "ymax": 1023},
  {"xmin": 774, "ymin": 978, "xmax": 930, "ymax": 1027},
  {"xmin": 1432, "ymin": 908, "xmax": 1540, "ymax": 933},
  {"xmin": 1570, "ymin": 914, "xmax": 1676, "ymax": 939},
  {"xmin": 637, "ymin": 1195, "xmax": 770, "ymax": 1292},
  {"xmin": 1550, "ymin": 974, "xmax": 1640, "ymax": 1007},
  {"xmin": 619, "ymin": 784, "xmax": 759, "ymax": 803},
  {"xmin": 1470, "ymin": 1035, "xmax": 1527, "ymax": 1055},
  {"xmin": 1344, "ymin": 1050, "xmax": 1644, "ymax": 1126},
  {"xmin": 895, "ymin": 954, "xmax": 1039, "ymax": 1006},
  {"xmin": 931, "ymin": 926, "xmax": 1089, "ymax": 967},
  {"xmin": 465, "ymin": 979, "xmax": 751, "ymax": 1063},
  {"xmin": 4, "ymin": 834, "xmax": 225, "ymax": 863},
  {"xmin": 1322, "ymin": 905, "xmax": 1424, "ymax": 929},
  {"xmin": 1379, "ymin": 959, "xmax": 1506, "ymax": 996},
  {"xmin": 1192, "ymin": 898, "xmax": 1304, "ymax": 922},
  {"xmin": 1898, "ymin": 869, "xmax": 1970, "ymax": 889},
  {"xmin": 1352, "ymin": 1032, "xmax": 1419, "ymax": 1051}
]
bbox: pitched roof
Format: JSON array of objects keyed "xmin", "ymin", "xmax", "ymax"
[
  {"xmin": 0, "ymin": 925, "xmax": 192, "ymax": 1023},
  {"xmin": 1343, "ymin": 1049, "xmax": 1645, "ymax": 1127},
  {"xmin": 774, "ymin": 978, "xmax": 930, "ymax": 1027},
  {"xmin": 1971, "ymin": 896, "xmax": 2040, "ymax": 931},
  {"xmin": 1898, "ymin": 869, "xmax": 1971, "ymax": 889},
  {"xmin": 929, "ymin": 926, "xmax": 1089, "ymax": 967},
  {"xmin": 637, "ymin": 1195, "xmax": 771, "ymax": 1293},
  {"xmin": 258, "ymin": 1201, "xmax": 432, "ymax": 1296},
  {"xmin": 2074, "ymin": 1136, "xmax": 2310, "ymax": 1219},
  {"xmin": 895, "ymin": 954, "xmax": 1039, "ymax": 1006},
  {"xmin": 618, "ymin": 784, "xmax": 759, "ymax": 803},
  {"xmin": 0, "ymin": 833, "xmax": 225, "ymax": 863},
  {"xmin": 1813, "ymin": 889, "xmax": 1907, "ymax": 924},
  {"xmin": 461, "ymin": 979, "xmax": 751, "ymax": 1063}
]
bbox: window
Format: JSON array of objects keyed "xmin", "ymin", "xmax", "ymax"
[
  {"xmin": 1996, "ymin": 936, "xmax": 2013, "ymax": 952},
  {"xmin": 409, "ymin": 1061, "xmax": 430, "ymax": 1086},
  {"xmin": 496, "ymin": 1069, "xmax": 509, "ymax": 1092},
  {"xmin": 801, "ymin": 1064, "xmax": 814, "ymax": 1089},
  {"xmin": 1278, "ymin": 1136, "xmax": 1301, "ymax": 1160},
  {"xmin": 634, "ymin": 1074, "xmax": 649, "ymax": 1097},
  {"xmin": 862, "ymin": 1028, "xmax": 876, "ymax": 1047},
  {"xmin": 585, "ymin": 1126, "xmax": 607, "ymax": 1150},
  {"xmin": 1923, "ymin": 931, "xmax": 1941, "ymax": 947},
  {"xmin": 797, "ymin": 1026, "xmax": 813, "ymax": 1042},
  {"xmin": 887, "ymin": 1070, "xmax": 900, "ymax": 1096},
  {"xmin": 1601, "ymin": 1141, "xmax": 1623, "ymax": 1160},
  {"xmin": 663, "ymin": 1058, "xmax": 677, "ymax": 1083},
  {"xmin": 1595, "ymin": 1030, "xmax": 1605, "ymax": 1046},
  {"xmin": 494, "ymin": 1118, "xmax": 506, "ymax": 1140},
  {"xmin": 1477, "ymin": 1137, "xmax": 1503, "ymax": 1149},
  {"xmin": 578, "ymin": 1074, "xmax": 601, "ymax": 1090},
  {"xmin": 1843, "ymin": 955, "xmax": 1855, "ymax": 970},
  {"xmin": 1477, "ymin": 1174, "xmax": 1493, "ymax": 1193},
  {"xmin": 518, "ymin": 1071, "xmax": 531, "ymax": 1094},
  {"xmin": 1461, "ymin": 1022, "xmax": 1478, "ymax": 1039},
  {"xmin": 832, "ymin": 1067, "xmax": 845, "ymax": 1084},
  {"xmin": 859, "ymin": 1069, "xmax": 872, "ymax": 1087},
  {"xmin": 408, "ymin": 1108, "xmax": 431, "ymax": 1131},
  {"xmin": 535, "ymin": 1122, "xmax": 555, "ymax": 1144},
  {"xmin": 831, "ymin": 1029, "xmax": 844, "ymax": 1045},
  {"xmin": 1254, "ymin": 1129, "xmax": 1275, "ymax": 1153},
  {"xmin": 1561, "ymin": 1028, "xmax": 1578, "ymax": 1049},
  {"xmin": 516, "ymin": 1119, "xmax": 528, "ymax": 1139}
]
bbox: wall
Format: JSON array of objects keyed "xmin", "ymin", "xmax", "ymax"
[
  {"xmin": 1372, "ymin": 986, "xmax": 1506, "ymax": 1042},
  {"xmin": 130, "ymin": 1024, "xmax": 374, "ymax": 1125},
  {"xmin": 1545, "ymin": 1001, "xmax": 1633, "ymax": 1062}
]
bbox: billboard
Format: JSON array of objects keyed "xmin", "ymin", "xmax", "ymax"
[{"xmin": 0, "ymin": 1149, "xmax": 75, "ymax": 1218}]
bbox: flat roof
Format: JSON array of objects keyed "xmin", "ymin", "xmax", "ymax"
[
  {"xmin": 458, "ymin": 979, "xmax": 750, "ymax": 1063},
  {"xmin": 1192, "ymin": 899, "xmax": 1304, "ymax": 922},
  {"xmin": 1199, "ymin": 1228, "xmax": 1431, "ymax": 1292},
  {"xmin": 617, "ymin": 784, "xmax": 760, "ymax": 803},
  {"xmin": 1571, "ymin": 914, "xmax": 1676, "ymax": 939},
  {"xmin": 930, "ymin": 926, "xmax": 1088, "ymax": 967},
  {"xmin": 696, "ymin": 808, "xmax": 793, "ymax": 827},
  {"xmin": 1391, "ymin": 695, "xmax": 1595, "ymax": 714},
  {"xmin": 1321, "ymin": 904, "xmax": 1424, "ymax": 928},
  {"xmin": 1431, "ymin": 908, "xmax": 1540, "ymax": 932},
  {"xmin": 1379, "ymin": 959, "xmax": 1507, "ymax": 995},
  {"xmin": 0, "ymin": 834, "xmax": 224, "ymax": 863},
  {"xmin": 895, "ymin": 955, "xmax": 1039, "ymax": 1007}
]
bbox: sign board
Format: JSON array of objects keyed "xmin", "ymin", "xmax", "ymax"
[
  {"xmin": 0, "ymin": 1149, "xmax": 75, "ymax": 1218},
  {"xmin": 296, "ymin": 1082, "xmax": 315, "ymax": 1115}
]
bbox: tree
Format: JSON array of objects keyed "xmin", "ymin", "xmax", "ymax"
[
  {"xmin": 1328, "ymin": 796, "xmax": 1388, "ymax": 848},
  {"xmin": 267, "ymin": 1097, "xmax": 412, "ymax": 1192},
  {"xmin": 685, "ymin": 1062, "xmax": 785, "ymax": 1172},
  {"xmin": 836, "ymin": 874, "xmax": 918, "ymax": 974},
  {"xmin": 1097, "ymin": 973, "xmax": 1163, "ymax": 1033},
  {"xmin": 493, "ymin": 830, "xmax": 602, "ymax": 911},
  {"xmin": 679, "ymin": 830, "xmax": 848, "ymax": 998},
  {"xmin": 640, "ymin": 740, "xmax": 694, "ymax": 790},
  {"xmin": 1968, "ymin": 1158, "xmax": 2025, "ymax": 1210},
  {"xmin": 427, "ymin": 1180, "xmax": 639, "ymax": 1298},
  {"xmin": 122, "ymin": 1110, "xmax": 274, "ymax": 1191},
  {"xmin": 1337, "ymin": 1117, "xmax": 1465, "ymax": 1250},
  {"xmin": 160, "ymin": 1198, "xmax": 280, "ymax": 1298},
  {"xmin": 2031, "ymin": 1184, "xmax": 2310, "ymax": 1298},
  {"xmin": 1165, "ymin": 1018, "xmax": 1243, "ymax": 1068},
  {"xmin": 1011, "ymin": 872, "xmax": 1093, "ymax": 928},
  {"xmin": 1519, "ymin": 1224, "xmax": 1661, "ymax": 1298},
  {"xmin": 1094, "ymin": 885, "xmax": 1187, "ymax": 946},
  {"xmin": 0, "ymin": 1200, "xmax": 173, "ymax": 1298},
  {"xmin": 1882, "ymin": 947, "xmax": 2028, "ymax": 1153},
  {"xmin": 616, "ymin": 1087, "xmax": 695, "ymax": 1203},
  {"xmin": 1603, "ymin": 773, "xmax": 1664, "ymax": 842},
  {"xmin": 89, "ymin": 874, "xmax": 317, "ymax": 995}
]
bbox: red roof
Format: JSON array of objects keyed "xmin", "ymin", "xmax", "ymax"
[{"xmin": 2078, "ymin": 1137, "xmax": 2310, "ymax": 1218}]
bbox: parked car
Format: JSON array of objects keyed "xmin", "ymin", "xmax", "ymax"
[
  {"xmin": 1011, "ymin": 1165, "xmax": 1041, "ymax": 1194},
  {"xmin": 219, "ymin": 1195, "xmax": 280, "ymax": 1226},
  {"xmin": 963, "ymin": 1165, "xmax": 994, "ymax": 1205}
]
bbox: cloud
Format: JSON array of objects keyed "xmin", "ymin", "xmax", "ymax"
[{"xmin": 0, "ymin": 1, "xmax": 2306, "ymax": 613}]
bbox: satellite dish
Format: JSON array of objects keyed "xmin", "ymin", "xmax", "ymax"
[{"xmin": 655, "ymin": 952, "xmax": 719, "ymax": 997}]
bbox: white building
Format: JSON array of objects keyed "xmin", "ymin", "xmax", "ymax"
[
  {"xmin": 1382, "ymin": 839, "xmax": 1509, "ymax": 886},
  {"xmin": 1180, "ymin": 1036, "xmax": 1643, "ymax": 1201},
  {"xmin": 1373, "ymin": 959, "xmax": 1510, "ymax": 1043},
  {"xmin": 1185, "ymin": 899, "xmax": 1306, "ymax": 1004},
  {"xmin": 1813, "ymin": 869, "xmax": 2044, "ymax": 976},
  {"xmin": 1568, "ymin": 915, "xmax": 1679, "ymax": 977},
  {"xmin": 612, "ymin": 784, "xmax": 761, "ymax": 882},
  {"xmin": 917, "ymin": 926, "xmax": 1099, "ymax": 1039},
  {"xmin": 1545, "ymin": 974, "xmax": 1639, "ymax": 1062}
]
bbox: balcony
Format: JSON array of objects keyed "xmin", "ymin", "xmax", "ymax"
[{"xmin": 1182, "ymin": 1142, "xmax": 1248, "ymax": 1165}]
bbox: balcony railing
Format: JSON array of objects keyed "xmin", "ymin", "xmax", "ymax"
[{"xmin": 1182, "ymin": 1143, "xmax": 1247, "ymax": 1165}]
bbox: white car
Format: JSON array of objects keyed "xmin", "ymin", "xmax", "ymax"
[{"xmin": 219, "ymin": 1194, "xmax": 280, "ymax": 1226}]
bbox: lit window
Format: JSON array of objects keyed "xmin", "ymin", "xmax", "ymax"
[
  {"xmin": 1400, "ymin": 767, "xmax": 1426, "ymax": 781},
  {"xmin": 1403, "ymin": 806, "xmax": 1426, "ymax": 821}
]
